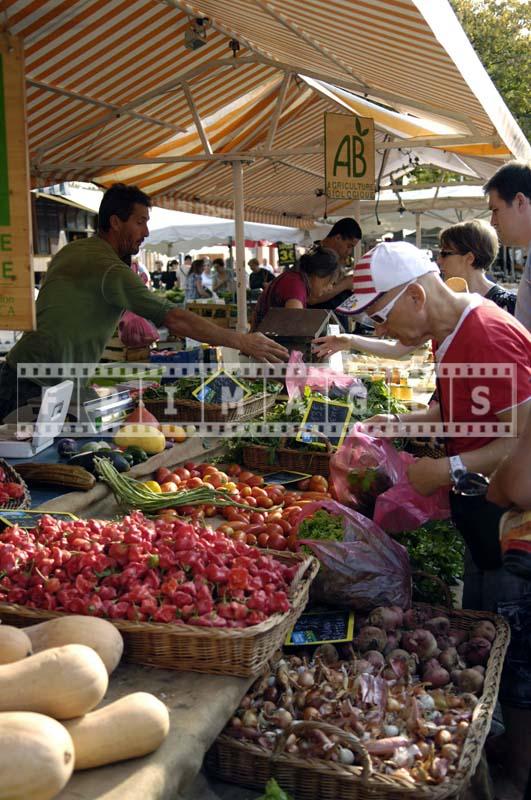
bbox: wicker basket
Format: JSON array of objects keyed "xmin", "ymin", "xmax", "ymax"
[
  {"xmin": 0, "ymin": 459, "xmax": 31, "ymax": 510},
  {"xmin": 242, "ymin": 443, "xmax": 332, "ymax": 476},
  {"xmin": 206, "ymin": 604, "xmax": 511, "ymax": 799},
  {"xmin": 0, "ymin": 551, "xmax": 319, "ymax": 676},
  {"xmin": 144, "ymin": 392, "xmax": 276, "ymax": 424}
]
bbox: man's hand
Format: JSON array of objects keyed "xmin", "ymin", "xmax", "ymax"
[
  {"xmin": 407, "ymin": 457, "xmax": 450, "ymax": 496},
  {"xmin": 359, "ymin": 413, "xmax": 398, "ymax": 437},
  {"xmin": 240, "ymin": 332, "xmax": 289, "ymax": 363},
  {"xmin": 312, "ymin": 335, "xmax": 351, "ymax": 359}
]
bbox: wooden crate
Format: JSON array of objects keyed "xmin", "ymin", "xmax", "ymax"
[
  {"xmin": 186, "ymin": 303, "xmax": 238, "ymax": 329},
  {"xmin": 101, "ymin": 336, "xmax": 151, "ymax": 362}
]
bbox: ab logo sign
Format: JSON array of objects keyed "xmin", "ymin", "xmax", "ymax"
[{"xmin": 325, "ymin": 112, "xmax": 375, "ymax": 200}]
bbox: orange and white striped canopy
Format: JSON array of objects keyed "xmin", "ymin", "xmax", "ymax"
[{"xmin": 5, "ymin": 0, "xmax": 529, "ymax": 225}]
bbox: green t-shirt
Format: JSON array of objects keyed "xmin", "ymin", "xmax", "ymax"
[{"xmin": 8, "ymin": 237, "xmax": 175, "ymax": 376}]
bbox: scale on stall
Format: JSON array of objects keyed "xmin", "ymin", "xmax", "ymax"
[
  {"xmin": 256, "ymin": 308, "xmax": 341, "ymax": 362},
  {"xmin": 67, "ymin": 386, "xmax": 136, "ymax": 434},
  {"xmin": 0, "ymin": 380, "xmax": 74, "ymax": 458}
]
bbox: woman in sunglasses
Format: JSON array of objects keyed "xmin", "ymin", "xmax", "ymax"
[{"xmin": 312, "ymin": 219, "xmax": 515, "ymax": 359}]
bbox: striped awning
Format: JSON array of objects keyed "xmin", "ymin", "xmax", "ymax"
[{"xmin": 5, "ymin": 0, "xmax": 530, "ymax": 225}]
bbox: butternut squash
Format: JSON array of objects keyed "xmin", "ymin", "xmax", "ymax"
[
  {"xmin": 0, "ymin": 711, "xmax": 74, "ymax": 799},
  {"xmin": 25, "ymin": 615, "xmax": 123, "ymax": 674},
  {"xmin": 0, "ymin": 625, "xmax": 32, "ymax": 663},
  {"xmin": 114, "ymin": 423, "xmax": 166, "ymax": 454},
  {"xmin": 63, "ymin": 692, "xmax": 170, "ymax": 769},
  {"xmin": 0, "ymin": 643, "xmax": 108, "ymax": 719}
]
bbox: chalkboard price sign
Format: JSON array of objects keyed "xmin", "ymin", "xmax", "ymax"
[
  {"xmin": 192, "ymin": 369, "xmax": 252, "ymax": 405},
  {"xmin": 285, "ymin": 610, "xmax": 355, "ymax": 646},
  {"xmin": 0, "ymin": 510, "xmax": 78, "ymax": 530},
  {"xmin": 297, "ymin": 398, "xmax": 352, "ymax": 448},
  {"xmin": 277, "ymin": 242, "xmax": 297, "ymax": 266}
]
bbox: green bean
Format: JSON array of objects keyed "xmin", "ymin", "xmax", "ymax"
[{"xmin": 94, "ymin": 458, "xmax": 249, "ymax": 513}]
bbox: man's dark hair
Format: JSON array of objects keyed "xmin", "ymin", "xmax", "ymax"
[
  {"xmin": 327, "ymin": 217, "xmax": 362, "ymax": 240},
  {"xmin": 483, "ymin": 162, "xmax": 531, "ymax": 204},
  {"xmin": 97, "ymin": 183, "xmax": 151, "ymax": 232},
  {"xmin": 212, "ymin": 258, "xmax": 225, "ymax": 268},
  {"xmin": 184, "ymin": 254, "xmax": 192, "ymax": 262}
]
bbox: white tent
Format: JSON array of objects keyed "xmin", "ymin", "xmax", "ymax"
[{"xmin": 144, "ymin": 220, "xmax": 308, "ymax": 254}]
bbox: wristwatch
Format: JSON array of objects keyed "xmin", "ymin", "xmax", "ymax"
[{"xmin": 449, "ymin": 455, "xmax": 467, "ymax": 485}]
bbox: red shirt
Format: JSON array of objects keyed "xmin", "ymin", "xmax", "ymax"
[
  {"xmin": 252, "ymin": 271, "xmax": 308, "ymax": 329},
  {"xmin": 436, "ymin": 298, "xmax": 531, "ymax": 455}
]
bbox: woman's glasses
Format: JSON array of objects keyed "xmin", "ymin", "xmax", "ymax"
[{"xmin": 438, "ymin": 249, "xmax": 461, "ymax": 259}]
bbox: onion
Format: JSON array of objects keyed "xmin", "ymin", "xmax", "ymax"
[
  {"xmin": 298, "ymin": 670, "xmax": 315, "ymax": 688},
  {"xmin": 303, "ymin": 707, "xmax": 321, "ymax": 721},
  {"xmin": 272, "ymin": 708, "xmax": 293, "ymax": 729},
  {"xmin": 338, "ymin": 747, "xmax": 355, "ymax": 765},
  {"xmin": 242, "ymin": 709, "xmax": 258, "ymax": 728},
  {"xmin": 355, "ymin": 626, "xmax": 387, "ymax": 653}
]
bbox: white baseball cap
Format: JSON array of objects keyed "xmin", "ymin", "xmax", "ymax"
[{"xmin": 337, "ymin": 241, "xmax": 440, "ymax": 316}]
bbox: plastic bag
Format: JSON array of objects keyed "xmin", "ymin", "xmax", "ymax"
[
  {"xmin": 330, "ymin": 423, "xmax": 450, "ymax": 532},
  {"xmin": 119, "ymin": 311, "xmax": 159, "ymax": 348},
  {"xmin": 285, "ymin": 351, "xmax": 365, "ymax": 401},
  {"xmin": 294, "ymin": 499, "xmax": 411, "ymax": 610}
]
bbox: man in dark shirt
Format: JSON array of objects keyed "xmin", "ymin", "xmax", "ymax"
[{"xmin": 248, "ymin": 258, "xmax": 274, "ymax": 291}]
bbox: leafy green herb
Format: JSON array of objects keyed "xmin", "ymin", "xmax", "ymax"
[
  {"xmin": 257, "ymin": 778, "xmax": 294, "ymax": 800},
  {"xmin": 298, "ymin": 510, "xmax": 344, "ymax": 543}
]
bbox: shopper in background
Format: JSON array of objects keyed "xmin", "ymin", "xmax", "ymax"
[
  {"xmin": 212, "ymin": 257, "xmax": 233, "ymax": 295},
  {"xmin": 307, "ymin": 217, "xmax": 362, "ymax": 308},
  {"xmin": 248, "ymin": 257, "xmax": 274, "ymax": 292},
  {"xmin": 185, "ymin": 258, "xmax": 211, "ymax": 301},
  {"xmin": 484, "ymin": 161, "xmax": 531, "ymax": 331},
  {"xmin": 261, "ymin": 256, "xmax": 274, "ymax": 274}
]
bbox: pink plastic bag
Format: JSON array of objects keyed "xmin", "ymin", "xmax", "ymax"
[
  {"xmin": 330, "ymin": 423, "xmax": 450, "ymax": 532},
  {"xmin": 119, "ymin": 311, "xmax": 159, "ymax": 348},
  {"xmin": 285, "ymin": 351, "xmax": 363, "ymax": 400},
  {"xmin": 294, "ymin": 499, "xmax": 411, "ymax": 610}
]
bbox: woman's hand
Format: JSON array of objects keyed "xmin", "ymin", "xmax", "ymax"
[{"xmin": 312, "ymin": 335, "xmax": 351, "ymax": 358}]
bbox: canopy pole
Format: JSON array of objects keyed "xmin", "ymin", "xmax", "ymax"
[
  {"xmin": 415, "ymin": 213, "xmax": 422, "ymax": 248},
  {"xmin": 232, "ymin": 160, "xmax": 247, "ymax": 333},
  {"xmin": 352, "ymin": 198, "xmax": 361, "ymax": 262}
]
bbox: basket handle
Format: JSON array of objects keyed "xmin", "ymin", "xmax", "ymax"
[
  {"xmin": 273, "ymin": 720, "xmax": 372, "ymax": 782},
  {"xmin": 288, "ymin": 555, "xmax": 320, "ymax": 599},
  {"xmin": 412, "ymin": 570, "xmax": 453, "ymax": 608}
]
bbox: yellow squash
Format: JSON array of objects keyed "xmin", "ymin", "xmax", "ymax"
[{"xmin": 114, "ymin": 423, "xmax": 166, "ymax": 454}]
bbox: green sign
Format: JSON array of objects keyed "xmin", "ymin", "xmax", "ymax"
[{"xmin": 0, "ymin": 54, "xmax": 10, "ymax": 226}]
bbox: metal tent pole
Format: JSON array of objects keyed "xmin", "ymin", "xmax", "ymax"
[
  {"xmin": 232, "ymin": 161, "xmax": 247, "ymax": 332},
  {"xmin": 415, "ymin": 213, "xmax": 422, "ymax": 248}
]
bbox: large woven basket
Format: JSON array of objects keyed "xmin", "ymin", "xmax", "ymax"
[
  {"xmin": 206, "ymin": 604, "xmax": 510, "ymax": 799},
  {"xmin": 0, "ymin": 551, "xmax": 318, "ymax": 677},
  {"xmin": 144, "ymin": 392, "xmax": 276, "ymax": 423},
  {"xmin": 242, "ymin": 444, "xmax": 332, "ymax": 476},
  {"xmin": 0, "ymin": 459, "xmax": 31, "ymax": 510}
]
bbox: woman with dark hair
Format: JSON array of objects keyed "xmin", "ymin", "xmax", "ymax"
[
  {"xmin": 185, "ymin": 258, "xmax": 211, "ymax": 302},
  {"xmin": 251, "ymin": 248, "xmax": 339, "ymax": 330}
]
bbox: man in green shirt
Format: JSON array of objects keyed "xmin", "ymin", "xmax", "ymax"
[{"xmin": 0, "ymin": 183, "xmax": 288, "ymax": 421}]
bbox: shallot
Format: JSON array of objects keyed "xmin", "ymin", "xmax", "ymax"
[
  {"xmin": 422, "ymin": 658, "xmax": 450, "ymax": 688},
  {"xmin": 355, "ymin": 626, "xmax": 387, "ymax": 653},
  {"xmin": 470, "ymin": 620, "xmax": 496, "ymax": 643},
  {"xmin": 368, "ymin": 605, "xmax": 404, "ymax": 631},
  {"xmin": 401, "ymin": 629, "xmax": 439, "ymax": 660}
]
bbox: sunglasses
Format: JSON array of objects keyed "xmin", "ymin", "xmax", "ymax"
[
  {"xmin": 367, "ymin": 282, "xmax": 412, "ymax": 325},
  {"xmin": 438, "ymin": 250, "xmax": 461, "ymax": 259},
  {"xmin": 452, "ymin": 472, "xmax": 490, "ymax": 497}
]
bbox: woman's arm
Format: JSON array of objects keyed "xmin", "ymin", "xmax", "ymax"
[
  {"xmin": 488, "ymin": 404, "xmax": 531, "ymax": 508},
  {"xmin": 313, "ymin": 334, "xmax": 416, "ymax": 359},
  {"xmin": 195, "ymin": 277, "xmax": 210, "ymax": 298},
  {"xmin": 285, "ymin": 298, "xmax": 304, "ymax": 309}
]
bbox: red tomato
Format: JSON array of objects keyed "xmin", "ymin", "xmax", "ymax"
[
  {"xmin": 160, "ymin": 481, "xmax": 178, "ymax": 493},
  {"xmin": 265, "ymin": 523, "xmax": 284, "ymax": 537},
  {"xmin": 243, "ymin": 524, "xmax": 267, "ymax": 537},
  {"xmin": 184, "ymin": 461, "xmax": 197, "ymax": 470},
  {"xmin": 238, "ymin": 486, "xmax": 252, "ymax": 498},
  {"xmin": 186, "ymin": 477, "xmax": 203, "ymax": 489},
  {"xmin": 243, "ymin": 496, "xmax": 257, "ymax": 508},
  {"xmin": 276, "ymin": 518, "xmax": 293, "ymax": 535},
  {"xmin": 296, "ymin": 478, "xmax": 311, "ymax": 491},
  {"xmin": 256, "ymin": 496, "xmax": 273, "ymax": 509},
  {"xmin": 230, "ymin": 531, "xmax": 247, "ymax": 543},
  {"xmin": 251, "ymin": 486, "xmax": 267, "ymax": 498},
  {"xmin": 203, "ymin": 505, "xmax": 217, "ymax": 517},
  {"xmin": 268, "ymin": 533, "xmax": 287, "ymax": 551},
  {"xmin": 309, "ymin": 474, "xmax": 329, "ymax": 492},
  {"xmin": 238, "ymin": 470, "xmax": 254, "ymax": 483},
  {"xmin": 245, "ymin": 533, "xmax": 258, "ymax": 546},
  {"xmin": 247, "ymin": 475, "xmax": 264, "ymax": 487},
  {"xmin": 250, "ymin": 512, "xmax": 265, "ymax": 525},
  {"xmin": 203, "ymin": 474, "xmax": 222, "ymax": 488},
  {"xmin": 155, "ymin": 467, "xmax": 172, "ymax": 484},
  {"xmin": 229, "ymin": 521, "xmax": 250, "ymax": 532},
  {"xmin": 257, "ymin": 533, "xmax": 270, "ymax": 548},
  {"xmin": 226, "ymin": 463, "xmax": 242, "ymax": 476},
  {"xmin": 286, "ymin": 534, "xmax": 298, "ymax": 552},
  {"xmin": 174, "ymin": 467, "xmax": 191, "ymax": 481},
  {"xmin": 217, "ymin": 524, "xmax": 234, "ymax": 537},
  {"xmin": 168, "ymin": 473, "xmax": 182, "ymax": 484}
]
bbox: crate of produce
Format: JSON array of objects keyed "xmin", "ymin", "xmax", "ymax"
[
  {"xmin": 144, "ymin": 391, "xmax": 277, "ymax": 423},
  {"xmin": 101, "ymin": 336, "xmax": 152, "ymax": 362},
  {"xmin": 242, "ymin": 443, "xmax": 332, "ymax": 476},
  {"xmin": 0, "ymin": 528, "xmax": 319, "ymax": 677},
  {"xmin": 206, "ymin": 604, "xmax": 511, "ymax": 799},
  {"xmin": 0, "ymin": 459, "xmax": 31, "ymax": 510},
  {"xmin": 186, "ymin": 302, "xmax": 238, "ymax": 329}
]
